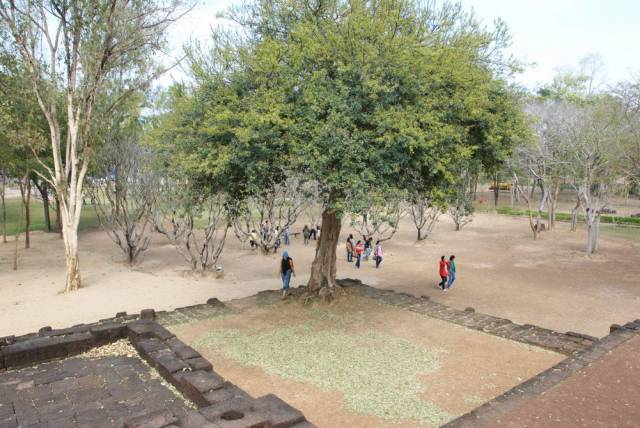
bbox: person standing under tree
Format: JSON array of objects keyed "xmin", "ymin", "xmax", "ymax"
[
  {"xmin": 346, "ymin": 234, "xmax": 354, "ymax": 262},
  {"xmin": 447, "ymin": 255, "xmax": 456, "ymax": 289},
  {"xmin": 374, "ymin": 240, "xmax": 383, "ymax": 269},
  {"xmin": 354, "ymin": 240, "xmax": 364, "ymax": 268},
  {"xmin": 249, "ymin": 230, "xmax": 259, "ymax": 250},
  {"xmin": 363, "ymin": 236, "xmax": 373, "ymax": 261},
  {"xmin": 284, "ymin": 226, "xmax": 290, "ymax": 246},
  {"xmin": 439, "ymin": 256, "xmax": 449, "ymax": 291},
  {"xmin": 280, "ymin": 251, "xmax": 295, "ymax": 298},
  {"xmin": 303, "ymin": 225, "xmax": 310, "ymax": 245}
]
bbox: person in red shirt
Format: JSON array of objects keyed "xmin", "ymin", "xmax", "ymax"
[
  {"xmin": 354, "ymin": 240, "xmax": 364, "ymax": 269},
  {"xmin": 439, "ymin": 255, "xmax": 449, "ymax": 290}
]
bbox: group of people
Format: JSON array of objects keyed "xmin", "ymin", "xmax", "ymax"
[
  {"xmin": 277, "ymin": 228, "xmax": 458, "ymax": 298},
  {"xmin": 346, "ymin": 234, "xmax": 383, "ymax": 269},
  {"xmin": 438, "ymin": 255, "xmax": 456, "ymax": 290},
  {"xmin": 302, "ymin": 224, "xmax": 321, "ymax": 245},
  {"xmin": 250, "ymin": 223, "xmax": 297, "ymax": 251}
]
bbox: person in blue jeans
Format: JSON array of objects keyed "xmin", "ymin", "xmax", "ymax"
[
  {"xmin": 280, "ymin": 251, "xmax": 295, "ymax": 298},
  {"xmin": 447, "ymin": 255, "xmax": 456, "ymax": 289},
  {"xmin": 374, "ymin": 240, "xmax": 383, "ymax": 269}
]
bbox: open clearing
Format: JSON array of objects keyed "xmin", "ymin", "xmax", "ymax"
[
  {"xmin": 171, "ymin": 293, "xmax": 563, "ymax": 427},
  {"xmin": 1, "ymin": 212, "xmax": 639, "ymax": 337}
]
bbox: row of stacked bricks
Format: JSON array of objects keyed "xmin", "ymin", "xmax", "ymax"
[
  {"xmin": 0, "ymin": 306, "xmax": 315, "ymax": 428},
  {"xmin": 126, "ymin": 316, "xmax": 315, "ymax": 428}
]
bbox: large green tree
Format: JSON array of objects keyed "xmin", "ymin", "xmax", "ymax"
[{"xmin": 158, "ymin": 0, "xmax": 526, "ymax": 295}]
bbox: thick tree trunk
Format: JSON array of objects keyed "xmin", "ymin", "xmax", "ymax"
[
  {"xmin": 493, "ymin": 173, "xmax": 499, "ymax": 207},
  {"xmin": 25, "ymin": 180, "xmax": 31, "ymax": 249},
  {"xmin": 547, "ymin": 182, "xmax": 560, "ymax": 230},
  {"xmin": 417, "ymin": 228, "xmax": 422, "ymax": 241},
  {"xmin": 55, "ymin": 196, "xmax": 63, "ymax": 238},
  {"xmin": 63, "ymin": 225, "xmax": 81, "ymax": 291},
  {"xmin": 13, "ymin": 194, "xmax": 24, "ymax": 270},
  {"xmin": 307, "ymin": 209, "xmax": 341, "ymax": 294},
  {"xmin": 570, "ymin": 198, "xmax": 581, "ymax": 232},
  {"xmin": 18, "ymin": 174, "xmax": 31, "ymax": 249},
  {"xmin": 34, "ymin": 181, "xmax": 52, "ymax": 232}
]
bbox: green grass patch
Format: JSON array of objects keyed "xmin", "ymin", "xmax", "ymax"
[
  {"xmin": 1, "ymin": 197, "xmax": 101, "ymax": 236},
  {"xmin": 193, "ymin": 312, "xmax": 449, "ymax": 426},
  {"xmin": 493, "ymin": 206, "xmax": 640, "ymax": 226}
]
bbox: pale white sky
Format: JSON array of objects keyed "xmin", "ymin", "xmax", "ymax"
[{"xmin": 162, "ymin": 0, "xmax": 640, "ymax": 90}]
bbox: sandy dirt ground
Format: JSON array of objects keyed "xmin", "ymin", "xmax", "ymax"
[
  {"xmin": 1, "ymin": 212, "xmax": 639, "ymax": 337},
  {"xmin": 171, "ymin": 295, "xmax": 563, "ymax": 427}
]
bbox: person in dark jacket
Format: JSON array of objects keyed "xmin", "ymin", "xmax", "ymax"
[{"xmin": 280, "ymin": 251, "xmax": 295, "ymax": 298}]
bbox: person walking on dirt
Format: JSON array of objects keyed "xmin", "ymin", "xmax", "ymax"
[
  {"xmin": 354, "ymin": 240, "xmax": 364, "ymax": 268},
  {"xmin": 280, "ymin": 251, "xmax": 295, "ymax": 298},
  {"xmin": 303, "ymin": 225, "xmax": 311, "ymax": 245},
  {"xmin": 374, "ymin": 240, "xmax": 383, "ymax": 269},
  {"xmin": 447, "ymin": 255, "xmax": 456, "ymax": 289},
  {"xmin": 346, "ymin": 234, "xmax": 354, "ymax": 262},
  {"xmin": 363, "ymin": 237, "xmax": 373, "ymax": 261},
  {"xmin": 284, "ymin": 226, "xmax": 290, "ymax": 246},
  {"xmin": 249, "ymin": 230, "xmax": 259, "ymax": 250},
  {"xmin": 439, "ymin": 256, "xmax": 449, "ymax": 290}
]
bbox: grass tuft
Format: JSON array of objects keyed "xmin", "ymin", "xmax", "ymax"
[{"xmin": 194, "ymin": 309, "xmax": 450, "ymax": 426}]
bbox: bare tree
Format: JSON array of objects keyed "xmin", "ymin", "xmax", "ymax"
[
  {"xmin": 0, "ymin": 0, "xmax": 188, "ymax": 291},
  {"xmin": 511, "ymin": 172, "xmax": 541, "ymax": 239},
  {"xmin": 408, "ymin": 195, "xmax": 441, "ymax": 240},
  {"xmin": 522, "ymin": 101, "xmax": 571, "ymax": 231},
  {"xmin": 554, "ymin": 101, "xmax": 620, "ymax": 255},
  {"xmin": 233, "ymin": 181, "xmax": 305, "ymax": 253},
  {"xmin": 155, "ymin": 188, "xmax": 229, "ymax": 272},
  {"xmin": 16, "ymin": 172, "xmax": 31, "ymax": 248},
  {"xmin": 613, "ymin": 78, "xmax": 640, "ymax": 192},
  {"xmin": 448, "ymin": 169, "xmax": 475, "ymax": 231},
  {"xmin": 89, "ymin": 137, "xmax": 157, "ymax": 264},
  {"xmin": 351, "ymin": 198, "xmax": 403, "ymax": 242}
]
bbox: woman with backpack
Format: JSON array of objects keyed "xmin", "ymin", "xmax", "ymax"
[{"xmin": 280, "ymin": 251, "xmax": 296, "ymax": 298}]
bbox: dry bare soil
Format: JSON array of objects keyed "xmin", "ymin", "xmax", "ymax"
[
  {"xmin": 1, "ymin": 213, "xmax": 639, "ymax": 337},
  {"xmin": 171, "ymin": 294, "xmax": 563, "ymax": 427}
]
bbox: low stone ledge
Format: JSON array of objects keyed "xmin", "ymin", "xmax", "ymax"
[
  {"xmin": 254, "ymin": 393, "xmax": 307, "ymax": 428},
  {"xmin": 127, "ymin": 320, "xmax": 175, "ymax": 342},
  {"xmin": 140, "ymin": 309, "xmax": 156, "ymax": 321},
  {"xmin": 203, "ymin": 382, "xmax": 252, "ymax": 406},
  {"xmin": 2, "ymin": 332, "xmax": 95, "ymax": 369},
  {"xmin": 200, "ymin": 396, "xmax": 269, "ymax": 427},
  {"xmin": 148, "ymin": 349, "xmax": 189, "ymax": 379},
  {"xmin": 442, "ymin": 326, "xmax": 640, "ymax": 428},
  {"xmin": 123, "ymin": 408, "xmax": 177, "ymax": 428},
  {"xmin": 185, "ymin": 356, "xmax": 212, "ymax": 372},
  {"xmin": 89, "ymin": 322, "xmax": 128, "ymax": 345},
  {"xmin": 177, "ymin": 370, "xmax": 226, "ymax": 407},
  {"xmin": 166, "ymin": 337, "xmax": 200, "ymax": 360}
]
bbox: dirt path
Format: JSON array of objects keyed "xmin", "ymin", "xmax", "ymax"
[{"xmin": 1, "ymin": 213, "xmax": 638, "ymax": 337}]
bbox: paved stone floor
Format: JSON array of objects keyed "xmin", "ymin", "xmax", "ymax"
[
  {"xmin": 487, "ymin": 334, "xmax": 640, "ymax": 427},
  {"xmin": 0, "ymin": 355, "xmax": 190, "ymax": 428}
]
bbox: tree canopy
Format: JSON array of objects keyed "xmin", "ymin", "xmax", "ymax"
[{"xmin": 152, "ymin": 0, "xmax": 528, "ymax": 292}]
